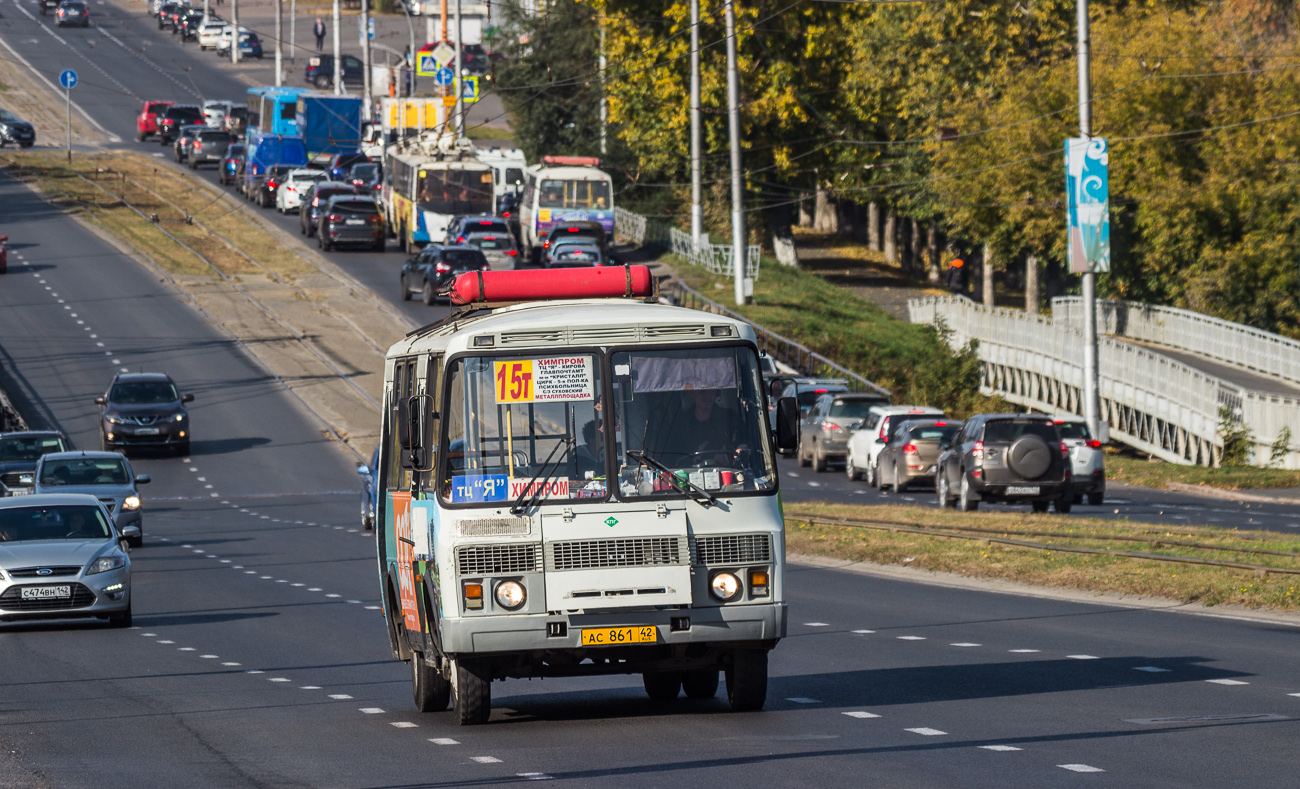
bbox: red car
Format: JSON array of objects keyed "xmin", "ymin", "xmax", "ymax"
[{"xmin": 136, "ymin": 101, "xmax": 173, "ymax": 142}]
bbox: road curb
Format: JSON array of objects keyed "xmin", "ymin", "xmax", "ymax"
[
  {"xmin": 1165, "ymin": 481, "xmax": 1300, "ymax": 505},
  {"xmin": 789, "ymin": 552, "xmax": 1300, "ymax": 628}
]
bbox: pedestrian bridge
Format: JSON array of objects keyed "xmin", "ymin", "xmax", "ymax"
[{"xmin": 909, "ymin": 296, "xmax": 1300, "ymax": 468}]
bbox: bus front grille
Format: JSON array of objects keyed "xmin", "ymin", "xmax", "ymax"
[
  {"xmin": 456, "ymin": 544, "xmax": 542, "ymax": 576},
  {"xmin": 691, "ymin": 534, "xmax": 773, "ymax": 565},
  {"xmin": 548, "ymin": 537, "xmax": 687, "ymax": 571}
]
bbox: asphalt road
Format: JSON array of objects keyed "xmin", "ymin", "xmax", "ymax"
[{"xmin": 2, "ymin": 8, "xmax": 1300, "ymax": 787}]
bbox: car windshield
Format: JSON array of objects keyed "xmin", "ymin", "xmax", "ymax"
[
  {"xmin": 439, "ymin": 249, "xmax": 488, "ymax": 269},
  {"xmin": 464, "ymin": 219, "xmax": 508, "ymax": 235},
  {"xmin": 0, "ymin": 436, "xmax": 67, "ymax": 462},
  {"xmin": 792, "ymin": 388, "xmax": 845, "ymax": 409},
  {"xmin": 0, "ymin": 110, "xmax": 18, "ymax": 123},
  {"xmin": 331, "ymin": 200, "xmax": 378, "ymax": 215},
  {"xmin": 827, "ymin": 399, "xmax": 883, "ymax": 418},
  {"xmin": 109, "ymin": 380, "xmax": 179, "ymax": 404},
  {"xmin": 351, "ymin": 163, "xmax": 378, "ymax": 179},
  {"xmin": 1056, "ymin": 421, "xmax": 1092, "ymax": 440},
  {"xmin": 909, "ymin": 424, "xmax": 961, "ymax": 442},
  {"xmin": 441, "ymin": 353, "xmax": 604, "ymax": 504},
  {"xmin": 39, "ymin": 458, "xmax": 130, "ymax": 487},
  {"xmin": 0, "ymin": 505, "xmax": 112, "ymax": 542},
  {"xmin": 613, "ymin": 347, "xmax": 776, "ymax": 498},
  {"xmin": 417, "ymin": 168, "xmax": 493, "ymax": 215},
  {"xmin": 199, "ymin": 131, "xmax": 227, "ymax": 142},
  {"xmin": 538, "ymin": 179, "xmax": 611, "ymax": 210},
  {"xmin": 335, "ymin": 154, "xmax": 367, "ymax": 169},
  {"xmin": 983, "ymin": 420, "xmax": 1059, "ymax": 443},
  {"xmin": 465, "ymin": 234, "xmax": 514, "ymax": 250}
]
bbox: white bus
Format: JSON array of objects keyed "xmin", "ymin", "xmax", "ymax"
[
  {"xmin": 475, "ymin": 147, "xmax": 528, "ymax": 211},
  {"xmin": 385, "ymin": 152, "xmax": 494, "ymax": 253},
  {"xmin": 519, "ymin": 156, "xmax": 614, "ymax": 262},
  {"xmin": 374, "ymin": 268, "xmax": 794, "ymax": 724}
]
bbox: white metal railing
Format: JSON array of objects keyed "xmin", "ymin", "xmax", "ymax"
[
  {"xmin": 668, "ymin": 226, "xmax": 761, "ymax": 279},
  {"xmin": 1053, "ymin": 297, "xmax": 1300, "ymax": 387},
  {"xmin": 910, "ymin": 296, "xmax": 1300, "ymax": 467}
]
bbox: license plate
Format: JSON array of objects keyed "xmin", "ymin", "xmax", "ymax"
[
  {"xmin": 1006, "ymin": 485, "xmax": 1040, "ymax": 495},
  {"xmin": 21, "ymin": 586, "xmax": 71, "ymax": 600},
  {"xmin": 9, "ymin": 488, "xmax": 30, "ymax": 496},
  {"xmin": 134, "ymin": 427, "xmax": 160, "ymax": 435},
  {"xmin": 580, "ymin": 625, "xmax": 657, "ymax": 646},
  {"xmin": 345, "ymin": 219, "xmax": 365, "ymax": 225}
]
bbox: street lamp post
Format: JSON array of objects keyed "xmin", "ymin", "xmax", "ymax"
[
  {"xmin": 1077, "ymin": 0, "xmax": 1101, "ymax": 442},
  {"xmin": 689, "ymin": 0, "xmax": 702, "ymax": 251},
  {"xmin": 724, "ymin": 0, "xmax": 745, "ymax": 306},
  {"xmin": 230, "ymin": 0, "xmax": 240, "ymax": 63},
  {"xmin": 332, "ymin": 0, "xmax": 342, "ymax": 95},
  {"xmin": 275, "ymin": 0, "xmax": 283, "ymax": 86}
]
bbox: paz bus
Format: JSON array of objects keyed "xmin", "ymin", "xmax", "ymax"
[
  {"xmin": 386, "ymin": 151, "xmax": 494, "ymax": 253},
  {"xmin": 374, "ymin": 266, "xmax": 797, "ymax": 724},
  {"xmin": 519, "ymin": 156, "xmax": 614, "ymax": 263}
]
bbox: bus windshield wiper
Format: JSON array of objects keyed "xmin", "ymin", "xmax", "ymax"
[
  {"xmin": 509, "ymin": 437, "xmax": 574, "ymax": 515},
  {"xmin": 625, "ymin": 449, "xmax": 717, "ymax": 505}
]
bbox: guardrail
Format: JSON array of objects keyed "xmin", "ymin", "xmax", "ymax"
[
  {"xmin": 1053, "ymin": 297, "xmax": 1300, "ymax": 387},
  {"xmin": 613, "ymin": 207, "xmax": 760, "ymax": 278},
  {"xmin": 910, "ymin": 296, "xmax": 1300, "ymax": 468},
  {"xmin": 666, "ymin": 279, "xmax": 890, "ymax": 397}
]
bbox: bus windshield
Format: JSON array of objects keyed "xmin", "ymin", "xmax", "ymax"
[
  {"xmin": 418, "ymin": 168, "xmax": 493, "ymax": 215},
  {"xmin": 539, "ymin": 179, "xmax": 611, "ymax": 210},
  {"xmin": 612, "ymin": 346, "xmax": 775, "ymax": 498}
]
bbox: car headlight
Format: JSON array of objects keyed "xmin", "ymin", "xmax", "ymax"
[
  {"xmin": 494, "ymin": 580, "xmax": 526, "ymax": 610},
  {"xmin": 709, "ymin": 571, "xmax": 742, "ymax": 602},
  {"xmin": 88, "ymin": 555, "xmax": 126, "ymax": 575},
  {"xmin": 16, "ymin": 473, "xmax": 32, "ymax": 486},
  {"xmin": 173, "ymin": 413, "xmax": 185, "ymax": 422},
  {"xmin": 123, "ymin": 496, "xmax": 141, "ymax": 511},
  {"xmin": 105, "ymin": 414, "xmax": 125, "ymax": 425}
]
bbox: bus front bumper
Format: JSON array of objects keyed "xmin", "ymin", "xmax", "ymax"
[{"xmin": 440, "ymin": 602, "xmax": 787, "ymax": 656}]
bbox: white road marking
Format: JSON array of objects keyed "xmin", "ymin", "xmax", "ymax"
[
  {"xmin": 1059, "ymin": 764, "xmax": 1105, "ymax": 773},
  {"xmin": 851, "ymin": 629, "xmax": 874, "ymax": 634},
  {"xmin": 950, "ymin": 643, "xmax": 981, "ymax": 647},
  {"xmin": 347, "ymin": 599, "xmax": 362, "ymax": 604},
  {"xmin": 182, "ymin": 544, "xmax": 193, "ymax": 548},
  {"xmin": 309, "ymin": 587, "xmax": 323, "ymax": 592},
  {"xmin": 843, "ymin": 711, "xmax": 880, "ymax": 719},
  {"xmin": 232, "ymin": 566, "xmax": 243, "ymax": 569},
  {"xmin": 1068, "ymin": 655, "xmax": 1099, "ymax": 660},
  {"xmin": 292, "ymin": 583, "xmax": 305, "ymax": 587},
  {"xmin": 141, "ymin": 633, "xmax": 156, "ymax": 637},
  {"xmin": 365, "ymin": 606, "xmax": 381, "ymax": 610},
  {"xmin": 785, "ymin": 697, "xmax": 820, "ymax": 704},
  {"xmin": 430, "ymin": 738, "xmax": 459, "ymax": 745},
  {"xmin": 1009, "ymin": 649, "xmax": 1040, "ymax": 653},
  {"xmin": 391, "ymin": 722, "xmax": 418, "ymax": 728},
  {"xmin": 246, "ymin": 670, "xmax": 265, "ymax": 674},
  {"xmin": 1206, "ymin": 679, "xmax": 1249, "ymax": 685},
  {"xmin": 807, "ymin": 481, "xmax": 822, "ymax": 488},
  {"xmin": 360, "ymin": 707, "xmax": 384, "ymax": 714},
  {"xmin": 276, "ymin": 580, "xmax": 288, "ymax": 583},
  {"xmin": 471, "ymin": 756, "xmax": 503, "ymax": 764},
  {"xmin": 897, "ymin": 636, "xmax": 926, "ymax": 641},
  {"xmin": 222, "ymin": 662, "xmax": 241, "ymax": 666},
  {"xmin": 804, "ymin": 622, "xmax": 829, "ymax": 627},
  {"xmin": 905, "ymin": 728, "xmax": 946, "ymax": 736},
  {"xmin": 329, "ymin": 694, "xmax": 353, "ymax": 699},
  {"xmin": 326, "ymin": 594, "xmax": 341, "ymax": 598},
  {"xmin": 517, "ymin": 773, "xmax": 552, "ymax": 781},
  {"xmin": 260, "ymin": 576, "xmax": 273, "ymax": 580},
  {"xmin": 1134, "ymin": 666, "xmax": 1170, "ymax": 672},
  {"xmin": 200, "ymin": 655, "xmax": 218, "ymax": 659},
  {"xmin": 206, "ymin": 555, "xmax": 217, "ymax": 559},
  {"xmin": 980, "ymin": 745, "xmax": 1022, "ymax": 751},
  {"xmin": 157, "ymin": 640, "xmax": 174, "ymax": 644},
  {"xmin": 245, "ymin": 571, "xmax": 257, "ymax": 574},
  {"xmin": 269, "ymin": 678, "xmax": 291, "ymax": 683}
]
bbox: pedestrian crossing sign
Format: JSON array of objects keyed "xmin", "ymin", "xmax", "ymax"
[
  {"xmin": 416, "ymin": 53, "xmax": 439, "ymax": 77},
  {"xmin": 456, "ymin": 76, "xmax": 480, "ymax": 103}
]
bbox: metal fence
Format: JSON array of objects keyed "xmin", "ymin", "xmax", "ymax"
[
  {"xmin": 612, "ymin": 207, "xmax": 760, "ymax": 278},
  {"xmin": 1053, "ymin": 297, "xmax": 1300, "ymax": 387},
  {"xmin": 910, "ymin": 296, "xmax": 1300, "ymax": 468},
  {"xmin": 665, "ymin": 280, "xmax": 890, "ymax": 397}
]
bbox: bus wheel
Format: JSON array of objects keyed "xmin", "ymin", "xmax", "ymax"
[
  {"xmin": 642, "ymin": 671, "xmax": 682, "ymax": 701},
  {"xmin": 451, "ymin": 659, "xmax": 491, "ymax": 725},
  {"xmin": 411, "ymin": 653, "xmax": 450, "ymax": 712},
  {"xmin": 725, "ymin": 649, "xmax": 768, "ymax": 712},
  {"xmin": 682, "ymin": 669, "xmax": 720, "ymax": 699}
]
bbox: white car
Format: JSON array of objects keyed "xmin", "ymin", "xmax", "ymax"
[
  {"xmin": 845, "ymin": 404, "xmax": 945, "ymax": 485},
  {"xmin": 197, "ymin": 21, "xmax": 225, "ymax": 50},
  {"xmin": 1052, "ymin": 415, "xmax": 1106, "ymax": 505},
  {"xmin": 202, "ymin": 100, "xmax": 231, "ymax": 127},
  {"xmin": 214, "ymin": 25, "xmax": 250, "ymax": 54},
  {"xmin": 276, "ymin": 168, "xmax": 327, "ymax": 213}
]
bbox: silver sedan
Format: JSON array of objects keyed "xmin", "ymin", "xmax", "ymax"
[{"xmin": 0, "ymin": 494, "xmax": 136, "ymax": 626}]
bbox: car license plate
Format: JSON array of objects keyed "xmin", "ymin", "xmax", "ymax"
[
  {"xmin": 22, "ymin": 586, "xmax": 71, "ymax": 600},
  {"xmin": 1006, "ymin": 485, "xmax": 1040, "ymax": 495},
  {"xmin": 580, "ymin": 625, "xmax": 657, "ymax": 646},
  {"xmin": 346, "ymin": 218, "xmax": 365, "ymax": 225},
  {"xmin": 135, "ymin": 427, "xmax": 160, "ymax": 435},
  {"xmin": 9, "ymin": 487, "xmax": 30, "ymax": 496}
]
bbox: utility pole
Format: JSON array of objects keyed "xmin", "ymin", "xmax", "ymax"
[
  {"xmin": 724, "ymin": 0, "xmax": 745, "ymax": 306},
  {"xmin": 362, "ymin": 0, "xmax": 373, "ymax": 118},
  {"xmin": 598, "ymin": 21, "xmax": 606, "ymax": 156},
  {"xmin": 690, "ymin": 0, "xmax": 702, "ymax": 250},
  {"xmin": 290, "ymin": 0, "xmax": 296, "ymax": 64},
  {"xmin": 441, "ymin": 0, "xmax": 448, "ymax": 41},
  {"xmin": 332, "ymin": 0, "xmax": 342, "ymax": 95},
  {"xmin": 230, "ymin": 0, "xmax": 240, "ymax": 63},
  {"xmin": 453, "ymin": 0, "xmax": 463, "ymax": 139},
  {"xmin": 202, "ymin": 0, "xmax": 209, "ymax": 23},
  {"xmin": 274, "ymin": 0, "xmax": 283, "ymax": 86},
  {"xmin": 1077, "ymin": 0, "xmax": 1101, "ymax": 442}
]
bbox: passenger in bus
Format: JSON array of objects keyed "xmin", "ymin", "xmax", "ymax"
[
  {"xmin": 576, "ymin": 419, "xmax": 605, "ymax": 478},
  {"xmin": 659, "ymin": 389, "xmax": 746, "ymax": 464}
]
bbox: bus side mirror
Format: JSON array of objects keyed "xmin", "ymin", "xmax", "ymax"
[{"xmin": 774, "ymin": 397, "xmax": 799, "ymax": 453}]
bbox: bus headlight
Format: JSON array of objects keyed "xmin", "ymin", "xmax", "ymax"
[
  {"xmin": 494, "ymin": 580, "xmax": 526, "ymax": 610},
  {"xmin": 709, "ymin": 572, "xmax": 742, "ymax": 602}
]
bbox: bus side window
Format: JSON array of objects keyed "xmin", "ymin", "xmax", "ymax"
[
  {"xmin": 387, "ymin": 362, "xmax": 405, "ymax": 491},
  {"xmin": 422, "ymin": 355, "xmax": 441, "ymax": 473}
]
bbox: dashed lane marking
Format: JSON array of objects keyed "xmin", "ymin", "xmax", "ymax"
[
  {"xmin": 950, "ymin": 643, "xmax": 981, "ymax": 647},
  {"xmin": 1068, "ymin": 655, "xmax": 1099, "ymax": 660},
  {"xmin": 301, "ymin": 686, "xmax": 322, "ymax": 690},
  {"xmin": 1059, "ymin": 764, "xmax": 1105, "ymax": 773},
  {"xmin": 517, "ymin": 773, "xmax": 553, "ymax": 781},
  {"xmin": 843, "ymin": 711, "xmax": 881, "ymax": 719},
  {"xmin": 1009, "ymin": 649, "xmax": 1040, "ymax": 653},
  {"xmin": 430, "ymin": 738, "xmax": 459, "ymax": 745},
  {"xmin": 1206, "ymin": 679, "xmax": 1249, "ymax": 685},
  {"xmin": 1134, "ymin": 666, "xmax": 1171, "ymax": 672},
  {"xmin": 979, "ymin": 745, "xmax": 1023, "ymax": 751},
  {"xmin": 897, "ymin": 636, "xmax": 926, "ymax": 641},
  {"xmin": 905, "ymin": 728, "xmax": 946, "ymax": 736},
  {"xmin": 329, "ymin": 694, "xmax": 353, "ymax": 699},
  {"xmin": 471, "ymin": 757, "xmax": 503, "ymax": 764},
  {"xmin": 269, "ymin": 678, "xmax": 291, "ymax": 683},
  {"xmin": 851, "ymin": 629, "xmax": 874, "ymax": 634},
  {"xmin": 360, "ymin": 708, "xmax": 385, "ymax": 714},
  {"xmin": 803, "ymin": 622, "xmax": 829, "ymax": 627}
]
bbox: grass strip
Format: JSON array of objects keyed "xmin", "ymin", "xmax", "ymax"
[
  {"xmin": 784, "ymin": 502, "xmax": 1300, "ymax": 612},
  {"xmin": 1103, "ymin": 452, "xmax": 1300, "ymax": 491}
]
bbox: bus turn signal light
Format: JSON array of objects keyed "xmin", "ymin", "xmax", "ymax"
[
  {"xmin": 464, "ymin": 582, "xmax": 483, "ymax": 610},
  {"xmin": 749, "ymin": 570, "xmax": 769, "ymax": 597}
]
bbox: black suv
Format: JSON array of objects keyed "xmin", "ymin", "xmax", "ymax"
[
  {"xmin": 935, "ymin": 414, "xmax": 1072, "ymax": 513},
  {"xmin": 304, "ymin": 54, "xmax": 364, "ymax": 89},
  {"xmin": 401, "ymin": 245, "xmax": 489, "ymax": 305},
  {"xmin": 96, "ymin": 373, "xmax": 194, "ymax": 455},
  {"xmin": 0, "ymin": 431, "xmax": 69, "ymax": 495},
  {"xmin": 299, "ymin": 181, "xmax": 360, "ymax": 237},
  {"xmin": 157, "ymin": 105, "xmax": 203, "ymax": 143}
]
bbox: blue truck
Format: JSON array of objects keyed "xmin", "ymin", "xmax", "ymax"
[
  {"xmin": 246, "ymin": 87, "xmax": 303, "ymax": 137},
  {"xmin": 241, "ymin": 127, "xmax": 309, "ymax": 206},
  {"xmin": 296, "ymin": 94, "xmax": 364, "ymax": 156}
]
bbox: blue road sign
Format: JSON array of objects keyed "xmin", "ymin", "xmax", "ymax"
[
  {"xmin": 457, "ymin": 76, "xmax": 480, "ymax": 102},
  {"xmin": 416, "ymin": 53, "xmax": 438, "ymax": 77},
  {"xmin": 59, "ymin": 69, "xmax": 77, "ymax": 89},
  {"xmin": 435, "ymin": 67, "xmax": 454, "ymax": 86}
]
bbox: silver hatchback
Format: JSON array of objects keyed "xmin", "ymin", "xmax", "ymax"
[{"xmin": 0, "ymin": 494, "xmax": 136, "ymax": 626}]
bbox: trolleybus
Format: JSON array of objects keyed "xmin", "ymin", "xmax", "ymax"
[
  {"xmin": 375, "ymin": 266, "xmax": 797, "ymax": 724},
  {"xmin": 519, "ymin": 156, "xmax": 614, "ymax": 262}
]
